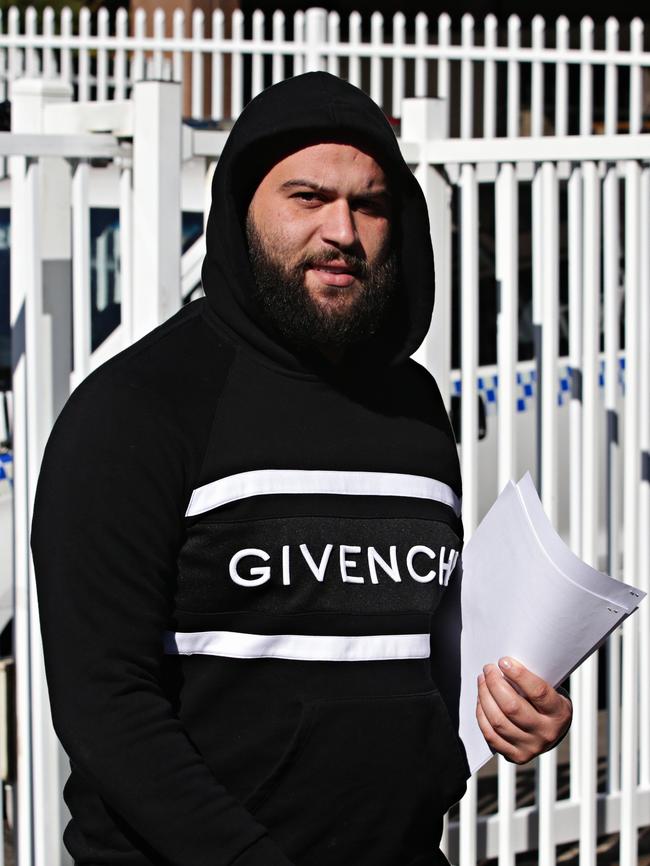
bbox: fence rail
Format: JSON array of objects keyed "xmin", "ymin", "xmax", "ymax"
[{"xmin": 1, "ymin": 6, "xmax": 650, "ymax": 136}]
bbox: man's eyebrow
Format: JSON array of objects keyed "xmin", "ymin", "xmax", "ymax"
[{"xmin": 279, "ymin": 179, "xmax": 392, "ymax": 199}]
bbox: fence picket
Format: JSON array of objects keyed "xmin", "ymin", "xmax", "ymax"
[
  {"xmin": 115, "ymin": 8, "xmax": 128, "ymax": 100},
  {"xmin": 495, "ymin": 160, "xmax": 518, "ymax": 866},
  {"xmin": 629, "ymin": 19, "xmax": 643, "ymax": 134},
  {"xmin": 620, "ymin": 157, "xmax": 641, "ymax": 866},
  {"xmin": 638, "ymin": 166, "xmax": 650, "ymax": 792},
  {"xmin": 460, "ymin": 15, "xmax": 474, "ymax": 138},
  {"xmin": 391, "ymin": 12, "xmax": 405, "ymax": 119},
  {"xmin": 507, "ymin": 16, "xmax": 521, "ymax": 137},
  {"xmin": 212, "ymin": 9, "xmax": 224, "ymax": 118},
  {"xmin": 580, "ymin": 158, "xmax": 601, "ymax": 866},
  {"xmin": 8, "ymin": 123, "xmax": 35, "ymax": 866},
  {"xmin": 567, "ymin": 165, "xmax": 583, "ymax": 800},
  {"xmin": 252, "ymin": 9, "xmax": 264, "ymax": 98},
  {"xmin": 293, "ymin": 10, "xmax": 305, "ymax": 77},
  {"xmin": 580, "ymin": 18, "xmax": 594, "ymax": 135},
  {"xmin": 119, "ymin": 163, "xmax": 133, "ymax": 343},
  {"xmin": 348, "ymin": 11, "xmax": 361, "ymax": 88},
  {"xmin": 152, "ymin": 8, "xmax": 165, "ymax": 81},
  {"xmin": 192, "ymin": 10, "xmax": 204, "ymax": 119},
  {"xmin": 603, "ymin": 153, "xmax": 621, "ymax": 796},
  {"xmin": 532, "ymin": 162, "xmax": 543, "ymax": 476},
  {"xmin": 415, "ymin": 12, "xmax": 427, "ymax": 99},
  {"xmin": 0, "ymin": 14, "xmax": 6, "ymax": 113},
  {"xmin": 483, "ymin": 15, "xmax": 497, "ymax": 138},
  {"xmin": 42, "ymin": 7, "xmax": 55, "ymax": 79},
  {"xmin": 25, "ymin": 7, "xmax": 37, "ymax": 78},
  {"xmin": 538, "ymin": 159, "xmax": 560, "ymax": 866},
  {"xmin": 60, "ymin": 8, "xmax": 72, "ymax": 86},
  {"xmin": 437, "ymin": 13, "xmax": 451, "ymax": 133},
  {"xmin": 273, "ymin": 10, "xmax": 285, "ymax": 83},
  {"xmin": 231, "ymin": 9, "xmax": 244, "ymax": 117},
  {"xmin": 132, "ymin": 9, "xmax": 146, "ymax": 91},
  {"xmin": 605, "ymin": 18, "xmax": 619, "ymax": 135},
  {"xmin": 72, "ymin": 160, "xmax": 91, "ymax": 380},
  {"xmin": 531, "ymin": 16, "xmax": 545, "ymax": 136},
  {"xmin": 0, "ymin": 11, "xmax": 4, "ymax": 104},
  {"xmin": 97, "ymin": 8, "xmax": 109, "ymax": 101},
  {"xmin": 555, "ymin": 17, "xmax": 569, "ymax": 136},
  {"xmin": 459, "ymin": 160, "xmax": 479, "ymax": 866},
  {"xmin": 305, "ymin": 8, "xmax": 326, "ymax": 73},
  {"xmin": 78, "ymin": 7, "xmax": 90, "ymax": 102},
  {"xmin": 172, "ymin": 9, "xmax": 184, "ymax": 102},
  {"xmin": 370, "ymin": 11, "xmax": 382, "ymax": 108},
  {"xmin": 326, "ymin": 11, "xmax": 338, "ymax": 78},
  {"xmin": 7, "ymin": 7, "xmax": 21, "ymax": 84}
]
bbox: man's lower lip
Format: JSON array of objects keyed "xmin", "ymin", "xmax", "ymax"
[{"xmin": 309, "ymin": 268, "xmax": 357, "ymax": 287}]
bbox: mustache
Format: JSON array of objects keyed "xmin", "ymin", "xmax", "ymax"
[{"xmin": 298, "ymin": 250, "xmax": 370, "ymax": 278}]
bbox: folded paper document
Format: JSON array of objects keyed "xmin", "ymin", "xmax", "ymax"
[{"xmin": 459, "ymin": 473, "xmax": 646, "ymax": 774}]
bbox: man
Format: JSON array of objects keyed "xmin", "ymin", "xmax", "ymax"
[{"xmin": 31, "ymin": 72, "xmax": 570, "ymax": 866}]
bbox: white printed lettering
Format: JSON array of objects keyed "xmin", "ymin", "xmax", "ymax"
[
  {"xmin": 367, "ymin": 546, "xmax": 401, "ymax": 584},
  {"xmin": 226, "ymin": 543, "xmax": 458, "ymax": 588},
  {"xmin": 282, "ymin": 545, "xmax": 291, "ymax": 586},
  {"xmin": 406, "ymin": 545, "xmax": 437, "ymax": 583},
  {"xmin": 340, "ymin": 545, "xmax": 364, "ymax": 583},
  {"xmin": 438, "ymin": 547, "xmax": 459, "ymax": 586},
  {"xmin": 300, "ymin": 543, "xmax": 333, "ymax": 582},
  {"xmin": 229, "ymin": 548, "xmax": 271, "ymax": 587}
]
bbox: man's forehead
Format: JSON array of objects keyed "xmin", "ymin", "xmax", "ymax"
[{"xmin": 260, "ymin": 141, "xmax": 389, "ymax": 192}]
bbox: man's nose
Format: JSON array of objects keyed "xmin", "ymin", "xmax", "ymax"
[{"xmin": 320, "ymin": 200, "xmax": 357, "ymax": 248}]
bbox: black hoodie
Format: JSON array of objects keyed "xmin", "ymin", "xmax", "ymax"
[{"xmin": 31, "ymin": 72, "xmax": 469, "ymax": 866}]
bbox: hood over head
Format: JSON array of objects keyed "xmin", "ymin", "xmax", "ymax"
[{"xmin": 201, "ymin": 71, "xmax": 435, "ymax": 374}]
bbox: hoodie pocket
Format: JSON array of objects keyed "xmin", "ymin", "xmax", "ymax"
[{"xmin": 243, "ymin": 689, "xmax": 469, "ymax": 866}]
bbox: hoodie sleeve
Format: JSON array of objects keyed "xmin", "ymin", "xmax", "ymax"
[
  {"xmin": 429, "ymin": 553, "xmax": 463, "ymax": 740},
  {"xmin": 30, "ymin": 371, "xmax": 294, "ymax": 866}
]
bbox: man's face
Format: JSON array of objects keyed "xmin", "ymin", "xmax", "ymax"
[{"xmin": 245, "ymin": 142, "xmax": 398, "ymax": 354}]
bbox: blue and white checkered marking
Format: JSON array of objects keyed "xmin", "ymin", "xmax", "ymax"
[
  {"xmin": 0, "ymin": 451, "xmax": 12, "ymax": 493},
  {"xmin": 452, "ymin": 358, "xmax": 626, "ymax": 414}
]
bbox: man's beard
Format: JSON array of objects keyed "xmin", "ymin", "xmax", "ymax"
[{"xmin": 245, "ymin": 213, "xmax": 398, "ymax": 353}]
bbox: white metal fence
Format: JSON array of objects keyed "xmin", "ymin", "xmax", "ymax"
[
  {"xmin": 1, "ymin": 7, "xmax": 650, "ymax": 135},
  {"xmin": 2, "ymin": 74, "xmax": 650, "ymax": 866}
]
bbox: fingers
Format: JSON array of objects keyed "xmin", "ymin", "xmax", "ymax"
[
  {"xmin": 476, "ymin": 694, "xmax": 523, "ymax": 763},
  {"xmin": 476, "ymin": 659, "xmax": 574, "ymax": 765},
  {"xmin": 476, "ymin": 668, "xmax": 541, "ymax": 763},
  {"xmin": 478, "ymin": 665, "xmax": 538, "ymax": 735},
  {"xmin": 497, "ymin": 657, "xmax": 565, "ymax": 715}
]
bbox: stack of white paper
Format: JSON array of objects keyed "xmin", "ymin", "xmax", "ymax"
[{"xmin": 459, "ymin": 473, "xmax": 646, "ymax": 774}]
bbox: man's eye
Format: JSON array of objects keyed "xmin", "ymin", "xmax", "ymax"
[
  {"xmin": 292, "ymin": 192, "xmax": 321, "ymax": 203},
  {"xmin": 354, "ymin": 199, "xmax": 387, "ymax": 215}
]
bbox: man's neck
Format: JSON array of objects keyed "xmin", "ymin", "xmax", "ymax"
[{"xmin": 314, "ymin": 344, "xmax": 346, "ymax": 365}]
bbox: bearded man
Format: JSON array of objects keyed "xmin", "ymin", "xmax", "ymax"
[{"xmin": 31, "ymin": 72, "xmax": 571, "ymax": 866}]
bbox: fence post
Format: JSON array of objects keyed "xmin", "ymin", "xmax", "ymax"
[
  {"xmin": 132, "ymin": 81, "xmax": 182, "ymax": 339},
  {"xmin": 401, "ymin": 98, "xmax": 453, "ymax": 410},
  {"xmin": 10, "ymin": 77, "xmax": 74, "ymax": 866},
  {"xmin": 304, "ymin": 8, "xmax": 327, "ymax": 73}
]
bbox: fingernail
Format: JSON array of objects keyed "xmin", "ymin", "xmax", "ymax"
[
  {"xmin": 477, "ymin": 672, "xmax": 485, "ymax": 684},
  {"xmin": 499, "ymin": 657, "xmax": 513, "ymax": 670}
]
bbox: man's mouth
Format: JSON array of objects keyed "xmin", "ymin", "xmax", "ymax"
[{"xmin": 307, "ymin": 261, "xmax": 361, "ymax": 288}]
